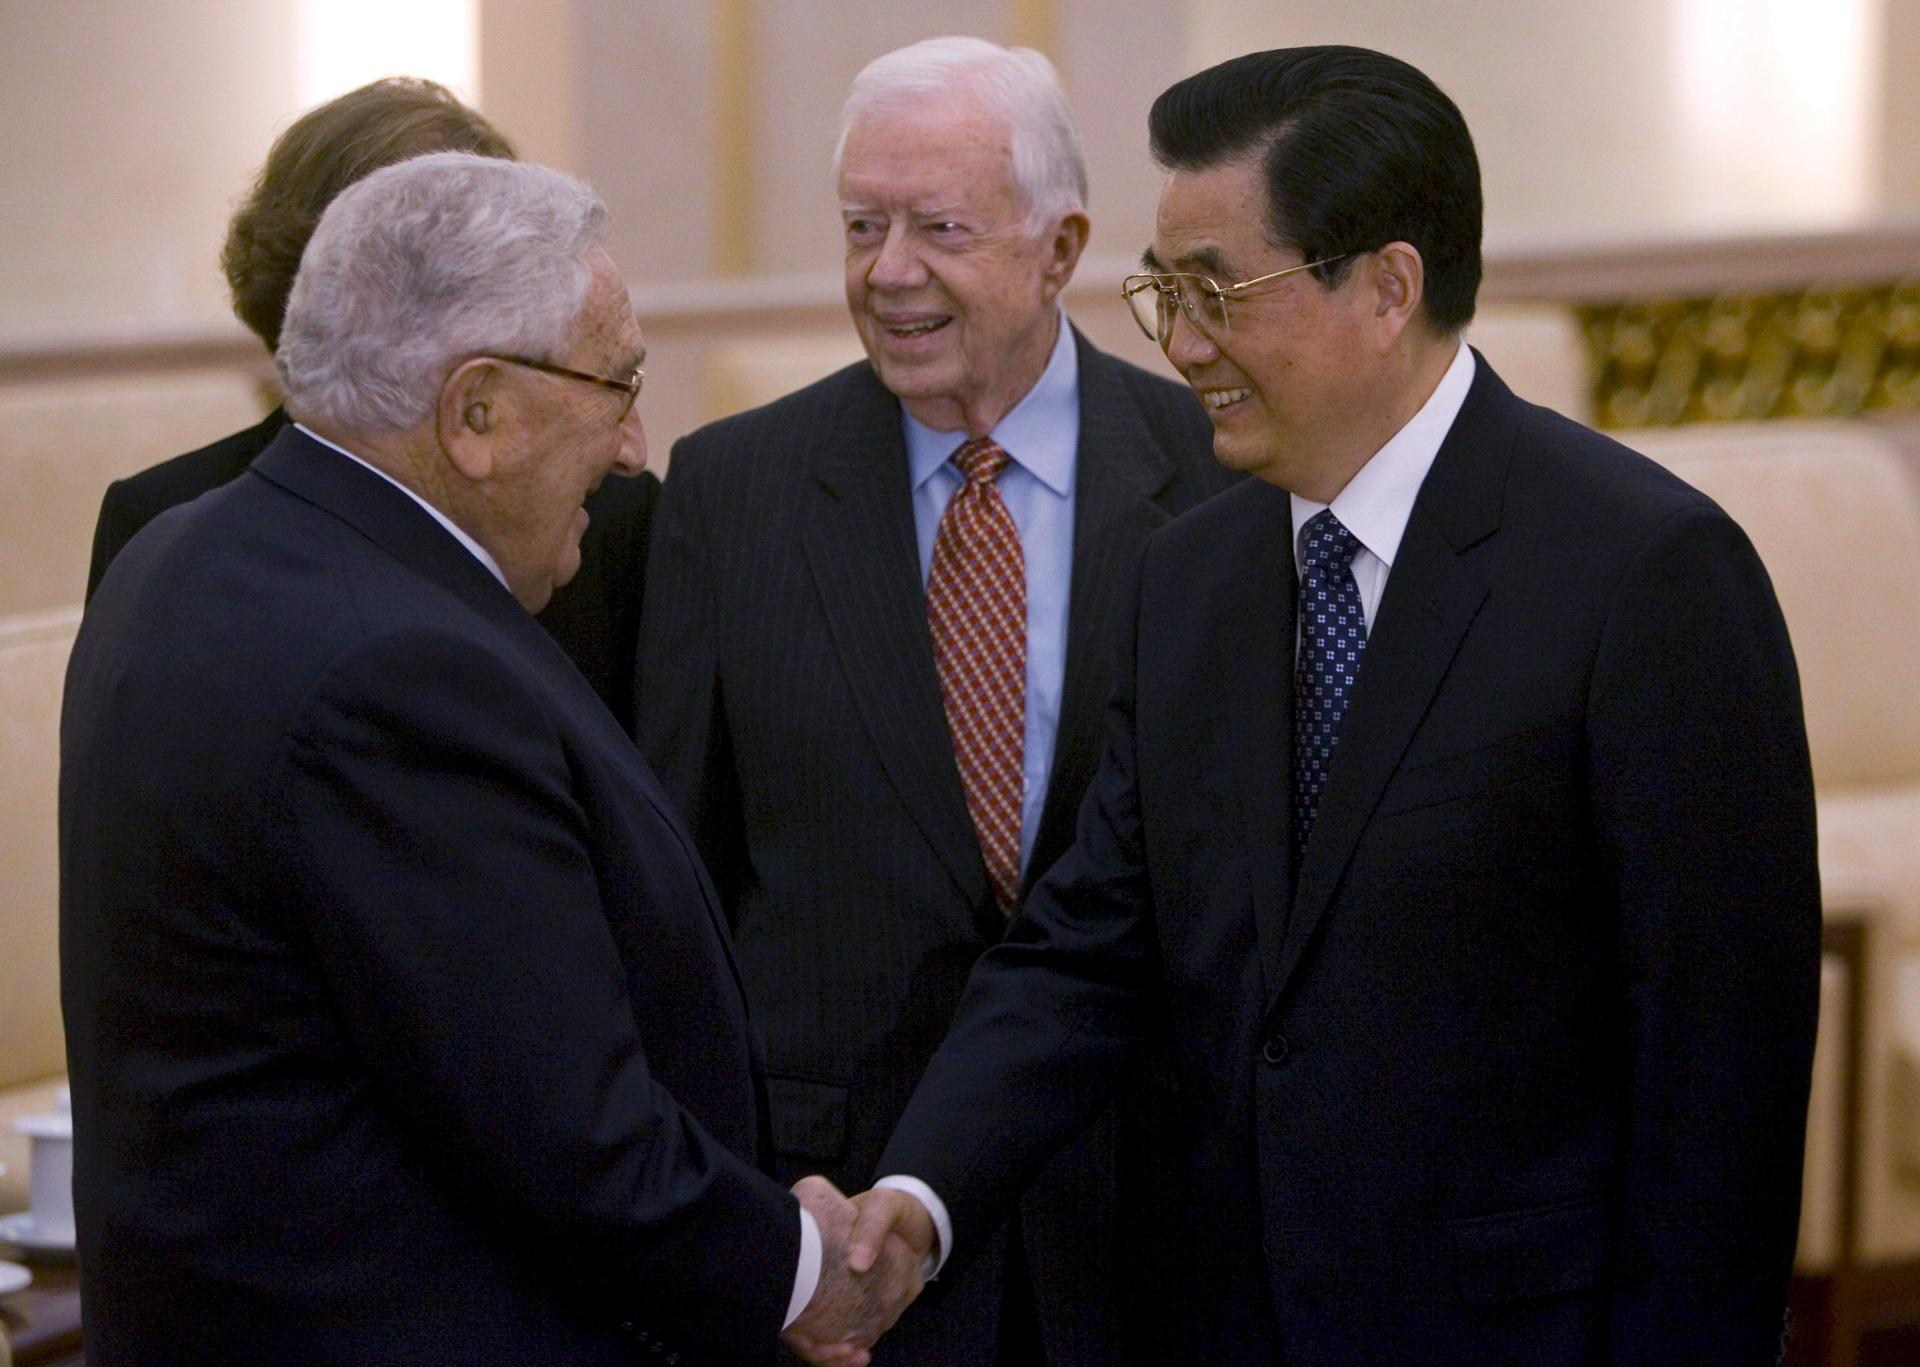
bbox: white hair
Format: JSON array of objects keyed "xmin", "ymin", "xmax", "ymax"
[
  {"xmin": 276, "ymin": 151, "xmax": 609, "ymax": 435},
  {"xmin": 833, "ymin": 36, "xmax": 1088, "ymax": 234}
]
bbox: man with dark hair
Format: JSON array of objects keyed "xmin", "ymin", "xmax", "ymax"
[
  {"xmin": 846, "ymin": 46, "xmax": 1820, "ymax": 1364},
  {"xmin": 86, "ymin": 77, "xmax": 656, "ymax": 732}
]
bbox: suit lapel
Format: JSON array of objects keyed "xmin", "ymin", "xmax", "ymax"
[
  {"xmin": 1030, "ymin": 333, "xmax": 1180, "ymax": 889},
  {"xmin": 801, "ymin": 368, "xmax": 990, "ymax": 908},
  {"xmin": 1201, "ymin": 483, "xmax": 1302, "ymax": 1004},
  {"xmin": 1265, "ymin": 356, "xmax": 1515, "ymax": 1013}
]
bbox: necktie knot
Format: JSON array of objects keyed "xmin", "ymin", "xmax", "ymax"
[
  {"xmin": 1301, "ymin": 510, "xmax": 1363, "ymax": 575},
  {"xmin": 955, "ymin": 437, "xmax": 1010, "ymax": 485}
]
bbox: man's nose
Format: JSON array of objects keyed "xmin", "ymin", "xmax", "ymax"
[
  {"xmin": 866, "ymin": 223, "xmax": 926, "ymax": 290},
  {"xmin": 1162, "ymin": 301, "xmax": 1220, "ymax": 370},
  {"xmin": 613, "ymin": 406, "xmax": 648, "ymax": 475}
]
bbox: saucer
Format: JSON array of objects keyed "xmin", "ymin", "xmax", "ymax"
[
  {"xmin": 0, "ymin": 1211, "xmax": 74, "ymax": 1255},
  {"xmin": 0, "ymin": 1259, "xmax": 30, "ymax": 1296},
  {"xmin": 13, "ymin": 1112, "xmax": 71, "ymax": 1140}
]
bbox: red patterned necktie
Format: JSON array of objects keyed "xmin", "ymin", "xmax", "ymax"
[{"xmin": 927, "ymin": 436, "xmax": 1026, "ymax": 915}]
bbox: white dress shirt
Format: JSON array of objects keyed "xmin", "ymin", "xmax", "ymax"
[{"xmin": 1287, "ymin": 342, "xmax": 1473, "ymax": 619}]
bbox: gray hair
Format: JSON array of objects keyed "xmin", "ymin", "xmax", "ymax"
[
  {"xmin": 833, "ymin": 36, "xmax": 1088, "ymax": 234},
  {"xmin": 277, "ymin": 151, "xmax": 609, "ymax": 435}
]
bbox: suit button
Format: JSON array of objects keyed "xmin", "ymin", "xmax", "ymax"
[{"xmin": 1261, "ymin": 1033, "xmax": 1291, "ymax": 1065}]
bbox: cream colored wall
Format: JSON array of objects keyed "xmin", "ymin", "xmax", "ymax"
[
  {"xmin": 0, "ymin": 0, "xmax": 300, "ymax": 342},
  {"xmin": 1886, "ymin": 0, "xmax": 1920, "ymax": 210},
  {"xmin": 501, "ymin": 0, "xmax": 1193, "ymax": 285},
  {"xmin": 1185, "ymin": 0, "xmax": 1890, "ymax": 247},
  {"xmin": 4, "ymin": 1, "xmax": 1912, "ymax": 349}
]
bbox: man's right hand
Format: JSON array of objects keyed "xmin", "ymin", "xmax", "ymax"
[
  {"xmin": 782, "ymin": 1176, "xmax": 929, "ymax": 1367},
  {"xmin": 846, "ymin": 1186, "xmax": 937, "ymax": 1277}
]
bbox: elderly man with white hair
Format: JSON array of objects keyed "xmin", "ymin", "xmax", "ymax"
[
  {"xmin": 639, "ymin": 38, "xmax": 1233, "ymax": 1365},
  {"xmin": 61, "ymin": 152, "xmax": 920, "ymax": 1366}
]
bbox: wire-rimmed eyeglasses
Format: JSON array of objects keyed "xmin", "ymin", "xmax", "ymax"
[{"xmin": 1120, "ymin": 254, "xmax": 1351, "ymax": 345}]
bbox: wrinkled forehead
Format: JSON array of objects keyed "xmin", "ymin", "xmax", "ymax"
[
  {"xmin": 838, "ymin": 96, "xmax": 1016, "ymax": 201},
  {"xmin": 570, "ymin": 249, "xmax": 645, "ymax": 359}
]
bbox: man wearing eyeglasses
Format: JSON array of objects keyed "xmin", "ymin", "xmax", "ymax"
[
  {"xmin": 638, "ymin": 34, "xmax": 1232, "ymax": 1367},
  {"xmin": 81, "ymin": 77, "xmax": 661, "ymax": 736},
  {"xmin": 62, "ymin": 152, "xmax": 926, "ymax": 1364},
  {"xmin": 851, "ymin": 46, "xmax": 1821, "ymax": 1364}
]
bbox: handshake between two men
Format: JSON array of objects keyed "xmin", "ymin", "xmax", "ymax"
[{"xmin": 783, "ymin": 1180, "xmax": 938, "ymax": 1366}]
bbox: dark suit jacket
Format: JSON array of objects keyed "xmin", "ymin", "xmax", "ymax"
[
  {"xmin": 881, "ymin": 356, "xmax": 1822, "ymax": 1365},
  {"xmin": 62, "ymin": 426, "xmax": 795, "ymax": 1365},
  {"xmin": 85, "ymin": 405, "xmax": 659, "ymax": 733},
  {"xmin": 638, "ymin": 330, "xmax": 1234, "ymax": 1364}
]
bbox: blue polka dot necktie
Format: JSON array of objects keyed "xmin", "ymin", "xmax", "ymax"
[{"xmin": 1291, "ymin": 510, "xmax": 1368, "ymax": 855}]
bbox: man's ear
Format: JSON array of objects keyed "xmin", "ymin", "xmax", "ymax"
[
  {"xmin": 1369, "ymin": 241, "xmax": 1426, "ymax": 345},
  {"xmin": 438, "ymin": 357, "xmax": 503, "ymax": 482},
  {"xmin": 1038, "ymin": 210, "xmax": 1091, "ymax": 304}
]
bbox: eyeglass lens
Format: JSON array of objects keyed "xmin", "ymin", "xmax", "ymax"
[{"xmin": 1126, "ymin": 279, "xmax": 1227, "ymax": 344}]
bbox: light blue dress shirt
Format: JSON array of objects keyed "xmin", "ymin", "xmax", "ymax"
[{"xmin": 903, "ymin": 313, "xmax": 1078, "ymax": 875}]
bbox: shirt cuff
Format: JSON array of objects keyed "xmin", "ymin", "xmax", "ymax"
[
  {"xmin": 783, "ymin": 1205, "xmax": 822, "ymax": 1330},
  {"xmin": 873, "ymin": 1174, "xmax": 952, "ymax": 1279}
]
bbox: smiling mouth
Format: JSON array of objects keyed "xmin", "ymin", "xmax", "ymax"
[
  {"xmin": 878, "ymin": 315, "xmax": 951, "ymax": 339},
  {"xmin": 1201, "ymin": 387, "xmax": 1252, "ymax": 411}
]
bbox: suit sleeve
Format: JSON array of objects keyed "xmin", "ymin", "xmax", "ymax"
[
  {"xmin": 268, "ymin": 625, "xmax": 798, "ymax": 1357},
  {"xmin": 879, "ymin": 541, "xmax": 1166, "ymax": 1261},
  {"xmin": 636, "ymin": 439, "xmax": 748, "ymax": 915},
  {"xmin": 86, "ymin": 479, "xmax": 138, "ymax": 604},
  {"xmin": 1586, "ymin": 503, "xmax": 1821, "ymax": 1361}
]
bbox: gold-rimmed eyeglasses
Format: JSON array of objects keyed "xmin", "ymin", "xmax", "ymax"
[
  {"xmin": 495, "ymin": 354, "xmax": 644, "ymax": 421},
  {"xmin": 1121, "ymin": 254, "xmax": 1351, "ymax": 345}
]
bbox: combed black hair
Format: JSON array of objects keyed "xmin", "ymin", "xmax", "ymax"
[{"xmin": 1149, "ymin": 46, "xmax": 1481, "ymax": 333}]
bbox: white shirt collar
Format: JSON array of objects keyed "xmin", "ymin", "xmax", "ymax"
[
  {"xmin": 293, "ymin": 422, "xmax": 510, "ymax": 591},
  {"xmin": 904, "ymin": 307, "xmax": 1078, "ymax": 496},
  {"xmin": 1289, "ymin": 341, "xmax": 1475, "ymax": 570}
]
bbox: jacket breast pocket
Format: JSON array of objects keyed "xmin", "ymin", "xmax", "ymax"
[
  {"xmin": 1449, "ymin": 1197, "xmax": 1610, "ymax": 1305},
  {"xmin": 1376, "ymin": 725, "xmax": 1574, "ymax": 819}
]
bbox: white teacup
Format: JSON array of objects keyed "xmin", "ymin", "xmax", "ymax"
[{"xmin": 14, "ymin": 1109, "xmax": 74, "ymax": 1243}]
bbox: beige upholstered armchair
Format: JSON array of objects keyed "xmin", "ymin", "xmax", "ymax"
[{"xmin": 0, "ymin": 369, "xmax": 268, "ymax": 1207}]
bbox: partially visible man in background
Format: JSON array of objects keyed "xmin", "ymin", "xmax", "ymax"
[
  {"xmin": 85, "ymin": 77, "xmax": 657, "ymax": 732},
  {"xmin": 638, "ymin": 35, "xmax": 1233, "ymax": 1366},
  {"xmin": 62, "ymin": 151, "xmax": 919, "ymax": 1365}
]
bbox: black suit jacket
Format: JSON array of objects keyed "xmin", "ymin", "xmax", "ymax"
[
  {"xmin": 881, "ymin": 356, "xmax": 1822, "ymax": 1364},
  {"xmin": 62, "ymin": 427, "xmax": 795, "ymax": 1365},
  {"xmin": 638, "ymin": 330, "xmax": 1234, "ymax": 1364},
  {"xmin": 85, "ymin": 405, "xmax": 658, "ymax": 733}
]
